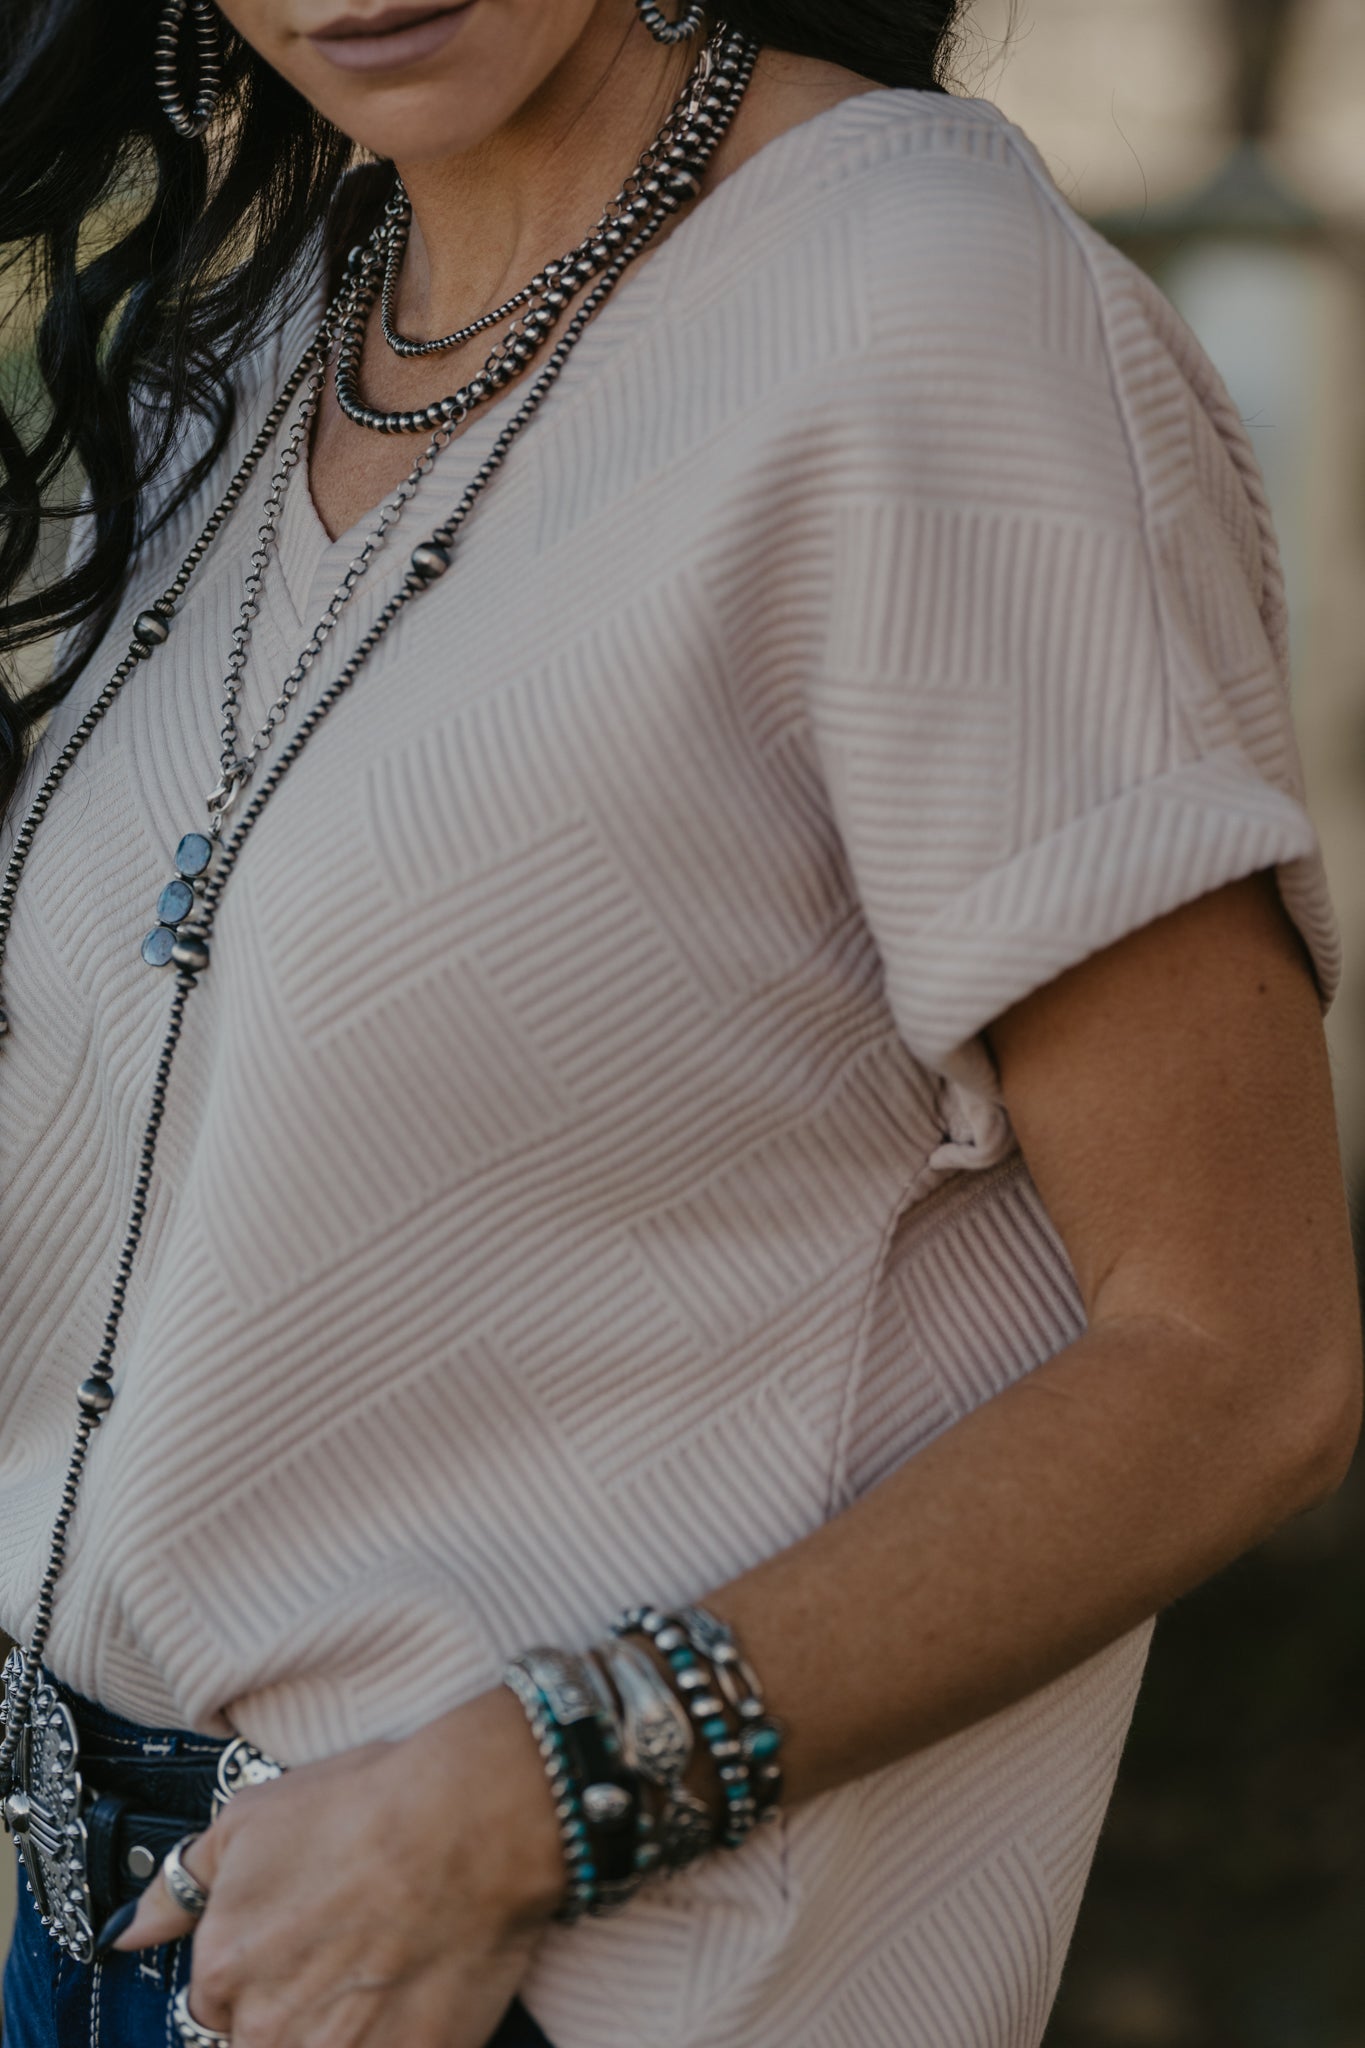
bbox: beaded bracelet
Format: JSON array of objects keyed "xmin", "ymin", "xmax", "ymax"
[
  {"xmin": 611, "ymin": 1606, "xmax": 753, "ymax": 1847},
  {"xmin": 610, "ymin": 1604, "xmax": 784, "ymax": 1849},
  {"xmin": 502, "ymin": 1649, "xmax": 646, "ymax": 1921},
  {"xmin": 677, "ymin": 1604, "xmax": 785, "ymax": 1819}
]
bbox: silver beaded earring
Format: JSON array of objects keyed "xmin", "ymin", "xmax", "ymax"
[
  {"xmin": 635, "ymin": 0, "xmax": 706, "ymax": 45},
  {"xmin": 154, "ymin": 0, "xmax": 224, "ymax": 139}
]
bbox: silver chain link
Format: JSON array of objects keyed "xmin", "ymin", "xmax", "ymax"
[{"xmin": 211, "ymin": 352, "xmax": 458, "ymax": 827}]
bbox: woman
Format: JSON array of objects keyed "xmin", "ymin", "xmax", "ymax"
[{"xmin": 0, "ymin": 1, "xmax": 1359, "ymax": 2045}]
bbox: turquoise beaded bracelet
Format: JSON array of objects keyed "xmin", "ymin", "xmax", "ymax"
[{"xmin": 610, "ymin": 1604, "xmax": 784, "ymax": 1849}]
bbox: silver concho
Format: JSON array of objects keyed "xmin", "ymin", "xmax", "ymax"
[
  {"xmin": 0, "ymin": 1649, "xmax": 94, "ymax": 1962},
  {"xmin": 211, "ymin": 1736, "xmax": 285, "ymax": 1820}
]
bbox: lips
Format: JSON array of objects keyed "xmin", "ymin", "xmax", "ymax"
[{"xmin": 308, "ymin": 2, "xmax": 474, "ymax": 71}]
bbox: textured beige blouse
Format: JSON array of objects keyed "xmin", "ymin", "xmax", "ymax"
[{"xmin": 0, "ymin": 88, "xmax": 1340, "ymax": 2048}]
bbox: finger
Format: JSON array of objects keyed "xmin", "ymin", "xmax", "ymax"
[
  {"xmin": 181, "ymin": 1978, "xmax": 235, "ymax": 2046},
  {"xmin": 99, "ymin": 1831, "xmax": 216, "ymax": 1952}
]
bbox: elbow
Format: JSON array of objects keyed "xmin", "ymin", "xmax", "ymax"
[{"xmin": 1276, "ymin": 1335, "xmax": 1363, "ymax": 1516}]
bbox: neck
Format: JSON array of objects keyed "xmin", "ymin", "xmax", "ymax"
[{"xmin": 393, "ymin": 8, "xmax": 699, "ymax": 337}]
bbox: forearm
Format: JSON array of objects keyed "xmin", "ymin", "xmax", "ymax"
[{"xmin": 689, "ymin": 1311, "xmax": 1352, "ymax": 1809}]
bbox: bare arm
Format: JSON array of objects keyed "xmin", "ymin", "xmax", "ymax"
[{"xmin": 693, "ymin": 868, "xmax": 1362, "ymax": 1802}]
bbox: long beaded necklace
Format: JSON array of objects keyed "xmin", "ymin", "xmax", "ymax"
[{"xmin": 0, "ymin": 20, "xmax": 759, "ymax": 1819}]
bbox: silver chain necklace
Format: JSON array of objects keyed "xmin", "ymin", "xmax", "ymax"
[
  {"xmin": 377, "ymin": 30, "xmax": 719, "ymax": 361},
  {"xmin": 339, "ymin": 26, "xmax": 756, "ymax": 433},
  {"xmin": 0, "ymin": 30, "xmax": 759, "ymax": 1852},
  {"xmin": 137, "ymin": 307, "xmax": 463, "ymax": 971},
  {"xmin": 380, "ymin": 180, "xmax": 542, "ymax": 359}
]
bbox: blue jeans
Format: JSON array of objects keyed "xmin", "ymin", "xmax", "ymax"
[{"xmin": 3, "ymin": 1686, "xmax": 554, "ymax": 2048}]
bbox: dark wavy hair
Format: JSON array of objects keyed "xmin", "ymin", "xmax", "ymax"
[{"xmin": 0, "ymin": 1, "xmax": 970, "ymax": 818}]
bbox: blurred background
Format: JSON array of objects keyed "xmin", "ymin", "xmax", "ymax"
[{"xmin": 957, "ymin": 3, "xmax": 1365, "ymax": 2042}]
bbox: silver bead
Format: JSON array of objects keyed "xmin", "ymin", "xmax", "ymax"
[
  {"xmin": 133, "ymin": 609, "xmax": 171, "ymax": 648},
  {"xmin": 171, "ymin": 934, "xmax": 210, "ymax": 974},
  {"xmin": 687, "ymin": 1693, "xmax": 725, "ymax": 1719},
  {"xmin": 411, "ymin": 542, "xmax": 451, "ymax": 582},
  {"xmin": 77, "ymin": 1377, "xmax": 114, "ymax": 1416},
  {"xmin": 583, "ymin": 1782, "xmax": 632, "ymax": 1827}
]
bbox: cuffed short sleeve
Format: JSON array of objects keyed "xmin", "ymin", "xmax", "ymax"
[{"xmin": 788, "ymin": 124, "xmax": 1342, "ymax": 1161}]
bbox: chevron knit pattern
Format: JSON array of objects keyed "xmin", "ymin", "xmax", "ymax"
[{"xmin": 0, "ymin": 91, "xmax": 1340, "ymax": 2048}]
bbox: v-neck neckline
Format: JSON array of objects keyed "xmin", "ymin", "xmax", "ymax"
[
  {"xmin": 274, "ymin": 371, "xmax": 530, "ymax": 626},
  {"xmin": 269, "ymin": 84, "xmax": 939, "ymax": 624}
]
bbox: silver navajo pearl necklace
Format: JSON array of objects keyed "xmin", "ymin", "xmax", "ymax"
[
  {"xmin": 377, "ymin": 26, "xmax": 734, "ymax": 362},
  {"xmin": 337, "ymin": 25, "xmax": 756, "ymax": 433},
  {"xmin": 0, "ymin": 25, "xmax": 759, "ymax": 1844}
]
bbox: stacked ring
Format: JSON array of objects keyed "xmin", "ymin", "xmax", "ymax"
[
  {"xmin": 171, "ymin": 1987, "xmax": 229, "ymax": 2048},
  {"xmin": 161, "ymin": 1834, "xmax": 211, "ymax": 1918}
]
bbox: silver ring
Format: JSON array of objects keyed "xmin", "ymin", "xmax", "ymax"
[
  {"xmin": 172, "ymin": 1986, "xmax": 229, "ymax": 2048},
  {"xmin": 162, "ymin": 1834, "xmax": 210, "ymax": 1918}
]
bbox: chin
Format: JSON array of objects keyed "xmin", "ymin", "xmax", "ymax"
[
  {"xmin": 312, "ymin": 86, "xmax": 515, "ymax": 166},
  {"xmin": 266, "ymin": 0, "xmax": 582, "ymax": 166}
]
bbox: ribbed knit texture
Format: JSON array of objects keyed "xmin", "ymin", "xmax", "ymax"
[{"xmin": 0, "ymin": 91, "xmax": 1340, "ymax": 2046}]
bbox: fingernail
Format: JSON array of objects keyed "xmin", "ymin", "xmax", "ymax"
[{"xmin": 93, "ymin": 1901, "xmax": 137, "ymax": 1953}]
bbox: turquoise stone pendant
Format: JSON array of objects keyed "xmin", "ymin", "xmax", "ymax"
[{"xmin": 141, "ymin": 832, "xmax": 214, "ymax": 969}]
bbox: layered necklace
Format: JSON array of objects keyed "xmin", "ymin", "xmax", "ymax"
[{"xmin": 0, "ymin": 19, "xmax": 758, "ymax": 1852}]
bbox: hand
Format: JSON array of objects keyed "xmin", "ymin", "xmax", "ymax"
[{"xmin": 109, "ymin": 1687, "xmax": 567, "ymax": 2048}]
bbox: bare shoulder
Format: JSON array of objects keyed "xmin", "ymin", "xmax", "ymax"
[{"xmin": 709, "ymin": 47, "xmax": 887, "ymax": 187}]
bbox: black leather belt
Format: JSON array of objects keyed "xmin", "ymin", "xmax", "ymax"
[{"xmin": 78, "ymin": 1742, "xmax": 222, "ymax": 1932}]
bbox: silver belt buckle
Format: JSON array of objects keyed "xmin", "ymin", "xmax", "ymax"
[
  {"xmin": 1, "ymin": 1648, "xmax": 95, "ymax": 1963},
  {"xmin": 1, "ymin": 1650, "xmax": 287, "ymax": 1962}
]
